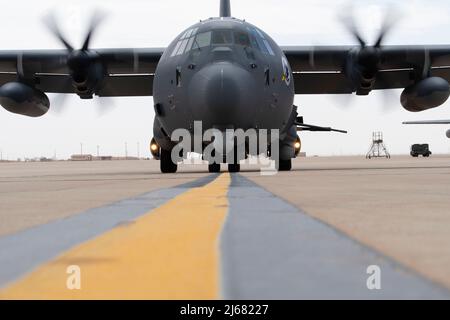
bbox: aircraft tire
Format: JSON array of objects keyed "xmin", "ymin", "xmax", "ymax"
[
  {"xmin": 228, "ymin": 163, "xmax": 240, "ymax": 173},
  {"xmin": 277, "ymin": 159, "xmax": 292, "ymax": 171},
  {"xmin": 160, "ymin": 148, "xmax": 177, "ymax": 173},
  {"xmin": 209, "ymin": 163, "xmax": 221, "ymax": 173}
]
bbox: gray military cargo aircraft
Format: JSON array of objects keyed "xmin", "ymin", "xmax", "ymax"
[{"xmin": 1, "ymin": 0, "xmax": 450, "ymax": 173}]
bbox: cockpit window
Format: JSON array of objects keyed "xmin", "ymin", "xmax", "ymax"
[
  {"xmin": 194, "ymin": 32, "xmax": 212, "ymax": 48},
  {"xmin": 234, "ymin": 31, "xmax": 251, "ymax": 47},
  {"xmin": 171, "ymin": 28, "xmax": 201, "ymax": 57},
  {"xmin": 212, "ymin": 30, "xmax": 233, "ymax": 45},
  {"xmin": 170, "ymin": 27, "xmax": 274, "ymax": 57},
  {"xmin": 249, "ymin": 27, "xmax": 275, "ymax": 56}
]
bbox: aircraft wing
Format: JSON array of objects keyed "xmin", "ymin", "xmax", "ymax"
[
  {"xmin": 282, "ymin": 45, "xmax": 450, "ymax": 94},
  {"xmin": 403, "ymin": 120, "xmax": 450, "ymax": 124},
  {"xmin": 0, "ymin": 48, "xmax": 164, "ymax": 97}
]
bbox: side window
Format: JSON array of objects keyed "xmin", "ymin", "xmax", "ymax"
[
  {"xmin": 248, "ymin": 29, "xmax": 260, "ymax": 51},
  {"xmin": 180, "ymin": 29, "xmax": 191, "ymax": 40},
  {"xmin": 185, "ymin": 37, "xmax": 195, "ymax": 52},
  {"xmin": 176, "ymin": 39, "xmax": 189, "ymax": 55},
  {"xmin": 249, "ymin": 28, "xmax": 275, "ymax": 56},
  {"xmin": 262, "ymin": 39, "xmax": 275, "ymax": 56},
  {"xmin": 170, "ymin": 28, "xmax": 201, "ymax": 57},
  {"xmin": 170, "ymin": 41, "xmax": 182, "ymax": 57},
  {"xmin": 184, "ymin": 29, "xmax": 194, "ymax": 39}
]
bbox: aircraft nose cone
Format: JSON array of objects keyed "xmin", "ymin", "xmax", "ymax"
[{"xmin": 189, "ymin": 62, "xmax": 256, "ymax": 128}]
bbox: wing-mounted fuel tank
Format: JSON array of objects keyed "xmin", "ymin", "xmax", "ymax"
[
  {"xmin": 0, "ymin": 82, "xmax": 50, "ymax": 117},
  {"xmin": 401, "ymin": 77, "xmax": 450, "ymax": 112}
]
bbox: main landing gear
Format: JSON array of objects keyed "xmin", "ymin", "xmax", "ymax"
[{"xmin": 276, "ymin": 159, "xmax": 292, "ymax": 171}]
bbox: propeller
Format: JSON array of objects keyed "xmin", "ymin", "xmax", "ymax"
[
  {"xmin": 44, "ymin": 10, "xmax": 106, "ymax": 54},
  {"xmin": 49, "ymin": 93, "xmax": 116, "ymax": 117},
  {"xmin": 44, "ymin": 11, "xmax": 106, "ymax": 94},
  {"xmin": 331, "ymin": 5, "xmax": 401, "ymax": 111},
  {"xmin": 340, "ymin": 7, "xmax": 398, "ymax": 85},
  {"xmin": 44, "ymin": 11, "xmax": 113, "ymax": 115}
]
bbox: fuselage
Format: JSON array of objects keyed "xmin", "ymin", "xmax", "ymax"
[{"xmin": 152, "ymin": 17, "xmax": 295, "ymax": 150}]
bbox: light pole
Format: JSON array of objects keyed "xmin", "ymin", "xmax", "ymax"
[{"xmin": 80, "ymin": 143, "xmax": 83, "ymax": 156}]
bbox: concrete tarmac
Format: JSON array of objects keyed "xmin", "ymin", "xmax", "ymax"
[
  {"xmin": 243, "ymin": 156, "xmax": 450, "ymax": 290},
  {"xmin": 0, "ymin": 156, "xmax": 449, "ymax": 299},
  {"xmin": 0, "ymin": 160, "xmax": 209, "ymax": 236}
]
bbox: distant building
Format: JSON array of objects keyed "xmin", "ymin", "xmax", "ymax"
[
  {"xmin": 70, "ymin": 154, "xmax": 93, "ymax": 161},
  {"xmin": 112, "ymin": 157, "xmax": 140, "ymax": 161},
  {"xmin": 93, "ymin": 156, "xmax": 113, "ymax": 161}
]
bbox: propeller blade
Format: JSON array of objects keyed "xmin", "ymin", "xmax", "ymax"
[
  {"xmin": 328, "ymin": 94, "xmax": 356, "ymax": 109},
  {"xmin": 49, "ymin": 93, "xmax": 69, "ymax": 115},
  {"xmin": 374, "ymin": 8, "xmax": 401, "ymax": 48},
  {"xmin": 94, "ymin": 96, "xmax": 116, "ymax": 117},
  {"xmin": 380, "ymin": 89, "xmax": 400, "ymax": 113},
  {"xmin": 43, "ymin": 13, "xmax": 74, "ymax": 52},
  {"xmin": 338, "ymin": 9, "xmax": 366, "ymax": 47},
  {"xmin": 81, "ymin": 11, "xmax": 106, "ymax": 51}
]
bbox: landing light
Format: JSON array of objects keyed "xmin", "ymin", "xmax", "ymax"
[
  {"xmin": 294, "ymin": 136, "xmax": 302, "ymax": 157},
  {"xmin": 150, "ymin": 138, "xmax": 161, "ymax": 160}
]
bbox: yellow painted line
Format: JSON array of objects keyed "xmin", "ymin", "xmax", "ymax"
[{"xmin": 0, "ymin": 173, "xmax": 231, "ymax": 300}]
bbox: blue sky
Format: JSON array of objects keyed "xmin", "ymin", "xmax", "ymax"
[{"xmin": 1, "ymin": 0, "xmax": 450, "ymax": 159}]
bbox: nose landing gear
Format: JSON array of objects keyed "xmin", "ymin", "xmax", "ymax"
[
  {"xmin": 208, "ymin": 163, "xmax": 221, "ymax": 173},
  {"xmin": 228, "ymin": 163, "xmax": 240, "ymax": 173}
]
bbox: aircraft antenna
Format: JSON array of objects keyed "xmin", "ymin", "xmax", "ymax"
[{"xmin": 220, "ymin": 0, "xmax": 231, "ymax": 17}]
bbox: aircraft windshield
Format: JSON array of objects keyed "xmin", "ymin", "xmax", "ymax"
[
  {"xmin": 170, "ymin": 27, "xmax": 274, "ymax": 56},
  {"xmin": 234, "ymin": 31, "xmax": 251, "ymax": 47},
  {"xmin": 212, "ymin": 30, "xmax": 233, "ymax": 45}
]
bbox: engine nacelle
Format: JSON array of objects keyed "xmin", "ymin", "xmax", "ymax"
[
  {"xmin": 401, "ymin": 77, "xmax": 450, "ymax": 112},
  {"xmin": 0, "ymin": 82, "xmax": 50, "ymax": 117},
  {"xmin": 446, "ymin": 129, "xmax": 450, "ymax": 139}
]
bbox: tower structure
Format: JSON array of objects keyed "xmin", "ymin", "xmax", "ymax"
[{"xmin": 366, "ymin": 132, "xmax": 391, "ymax": 159}]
